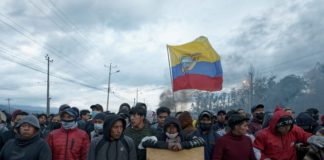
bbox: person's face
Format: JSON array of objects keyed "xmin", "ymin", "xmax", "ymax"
[
  {"xmin": 217, "ymin": 113, "xmax": 226, "ymax": 123},
  {"xmin": 82, "ymin": 113, "xmax": 90, "ymax": 121},
  {"xmin": 19, "ymin": 123, "xmax": 37, "ymax": 139},
  {"xmin": 38, "ymin": 116, "xmax": 46, "ymax": 125},
  {"xmin": 234, "ymin": 121, "xmax": 249, "ymax": 135},
  {"xmin": 166, "ymin": 123, "xmax": 178, "ymax": 134},
  {"xmin": 94, "ymin": 119, "xmax": 104, "ymax": 125},
  {"xmin": 253, "ymin": 108, "xmax": 265, "ymax": 117},
  {"xmin": 158, "ymin": 112, "xmax": 169, "ymax": 127},
  {"xmin": 130, "ymin": 114, "xmax": 144, "ymax": 128},
  {"xmin": 51, "ymin": 115, "xmax": 60, "ymax": 123},
  {"xmin": 110, "ymin": 120, "xmax": 123, "ymax": 140},
  {"xmin": 200, "ymin": 116, "xmax": 212, "ymax": 125},
  {"xmin": 277, "ymin": 125, "xmax": 292, "ymax": 135},
  {"xmin": 61, "ymin": 113, "xmax": 74, "ymax": 121}
]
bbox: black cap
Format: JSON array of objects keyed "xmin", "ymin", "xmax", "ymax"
[
  {"xmin": 90, "ymin": 104, "xmax": 104, "ymax": 111},
  {"xmin": 60, "ymin": 108, "xmax": 78, "ymax": 119},
  {"xmin": 251, "ymin": 104, "xmax": 265, "ymax": 113},
  {"xmin": 59, "ymin": 104, "xmax": 71, "ymax": 112},
  {"xmin": 217, "ymin": 110, "xmax": 226, "ymax": 116}
]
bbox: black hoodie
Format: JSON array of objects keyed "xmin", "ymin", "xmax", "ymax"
[{"xmin": 87, "ymin": 114, "xmax": 136, "ymax": 160}]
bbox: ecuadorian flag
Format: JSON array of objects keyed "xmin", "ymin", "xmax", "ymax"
[{"xmin": 167, "ymin": 36, "xmax": 223, "ymax": 92}]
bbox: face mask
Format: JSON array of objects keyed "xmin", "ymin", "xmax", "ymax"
[
  {"xmin": 94, "ymin": 124, "xmax": 103, "ymax": 133},
  {"xmin": 52, "ymin": 122, "xmax": 61, "ymax": 130},
  {"xmin": 199, "ymin": 123, "xmax": 212, "ymax": 131},
  {"xmin": 61, "ymin": 120, "xmax": 76, "ymax": 129},
  {"xmin": 255, "ymin": 113, "xmax": 265, "ymax": 120},
  {"xmin": 92, "ymin": 111, "xmax": 98, "ymax": 118},
  {"xmin": 166, "ymin": 132, "xmax": 178, "ymax": 139}
]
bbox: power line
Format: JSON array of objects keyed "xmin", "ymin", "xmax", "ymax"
[
  {"xmin": 46, "ymin": 0, "xmax": 101, "ymax": 51},
  {"xmin": 0, "ymin": 13, "xmax": 101, "ymax": 83},
  {"xmin": 0, "ymin": 50, "xmax": 105, "ymax": 92}
]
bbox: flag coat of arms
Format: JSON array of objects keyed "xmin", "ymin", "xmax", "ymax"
[{"xmin": 167, "ymin": 36, "xmax": 223, "ymax": 92}]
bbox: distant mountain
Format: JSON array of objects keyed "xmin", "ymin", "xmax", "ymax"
[{"xmin": 0, "ymin": 104, "xmax": 59, "ymax": 114}]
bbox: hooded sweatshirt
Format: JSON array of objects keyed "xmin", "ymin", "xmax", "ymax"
[
  {"xmin": 0, "ymin": 115, "xmax": 52, "ymax": 160},
  {"xmin": 253, "ymin": 108, "xmax": 312, "ymax": 160},
  {"xmin": 194, "ymin": 111, "xmax": 220, "ymax": 160},
  {"xmin": 142, "ymin": 116, "xmax": 205, "ymax": 149},
  {"xmin": 87, "ymin": 114, "xmax": 136, "ymax": 160}
]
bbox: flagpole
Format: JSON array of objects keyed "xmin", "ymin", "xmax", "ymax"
[{"xmin": 166, "ymin": 45, "xmax": 176, "ymax": 112}]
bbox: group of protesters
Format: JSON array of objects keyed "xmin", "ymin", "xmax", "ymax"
[{"xmin": 0, "ymin": 102, "xmax": 322, "ymax": 160}]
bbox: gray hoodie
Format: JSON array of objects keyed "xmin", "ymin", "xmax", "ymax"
[{"xmin": 87, "ymin": 114, "xmax": 136, "ymax": 160}]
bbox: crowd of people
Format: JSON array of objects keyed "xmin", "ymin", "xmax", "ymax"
[{"xmin": 0, "ymin": 102, "xmax": 322, "ymax": 160}]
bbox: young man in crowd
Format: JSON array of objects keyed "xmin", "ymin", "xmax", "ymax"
[
  {"xmin": 87, "ymin": 114, "xmax": 136, "ymax": 160},
  {"xmin": 213, "ymin": 114, "xmax": 256, "ymax": 160},
  {"xmin": 248, "ymin": 104, "xmax": 265, "ymax": 135},
  {"xmin": 195, "ymin": 110, "xmax": 220, "ymax": 160},
  {"xmin": 125, "ymin": 106, "xmax": 156, "ymax": 160},
  {"xmin": 0, "ymin": 115, "xmax": 51, "ymax": 160},
  {"xmin": 78, "ymin": 109, "xmax": 90, "ymax": 131},
  {"xmin": 0, "ymin": 109, "xmax": 28, "ymax": 150},
  {"xmin": 37, "ymin": 113, "xmax": 47, "ymax": 138},
  {"xmin": 47, "ymin": 108, "xmax": 89, "ymax": 160},
  {"xmin": 153, "ymin": 106, "xmax": 170, "ymax": 136},
  {"xmin": 214, "ymin": 110, "xmax": 226, "ymax": 131},
  {"xmin": 90, "ymin": 112, "xmax": 106, "ymax": 140},
  {"xmin": 253, "ymin": 107, "xmax": 313, "ymax": 160}
]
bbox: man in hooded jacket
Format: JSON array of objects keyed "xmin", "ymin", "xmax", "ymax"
[
  {"xmin": 47, "ymin": 108, "xmax": 89, "ymax": 160},
  {"xmin": 87, "ymin": 114, "xmax": 137, "ymax": 160},
  {"xmin": 253, "ymin": 107, "xmax": 313, "ymax": 160},
  {"xmin": 194, "ymin": 110, "xmax": 220, "ymax": 160},
  {"xmin": 0, "ymin": 115, "xmax": 51, "ymax": 160}
]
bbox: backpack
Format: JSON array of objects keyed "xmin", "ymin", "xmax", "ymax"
[{"xmin": 94, "ymin": 137, "xmax": 130, "ymax": 160}]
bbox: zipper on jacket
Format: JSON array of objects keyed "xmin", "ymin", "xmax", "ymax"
[
  {"xmin": 70, "ymin": 138, "xmax": 75, "ymax": 150},
  {"xmin": 64, "ymin": 130, "xmax": 69, "ymax": 160}
]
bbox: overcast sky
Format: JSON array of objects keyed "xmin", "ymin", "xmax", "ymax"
[{"xmin": 0, "ymin": 0, "xmax": 323, "ymax": 113}]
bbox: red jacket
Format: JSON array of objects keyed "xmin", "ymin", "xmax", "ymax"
[
  {"xmin": 47, "ymin": 127, "xmax": 90, "ymax": 160},
  {"xmin": 253, "ymin": 108, "xmax": 312, "ymax": 160}
]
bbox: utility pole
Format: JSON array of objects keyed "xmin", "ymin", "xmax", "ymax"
[
  {"xmin": 136, "ymin": 88, "xmax": 138, "ymax": 103},
  {"xmin": 6, "ymin": 98, "xmax": 11, "ymax": 113},
  {"xmin": 45, "ymin": 55, "xmax": 53, "ymax": 116},
  {"xmin": 106, "ymin": 63, "xmax": 112, "ymax": 111},
  {"xmin": 249, "ymin": 66, "xmax": 254, "ymax": 108},
  {"xmin": 105, "ymin": 63, "xmax": 119, "ymax": 111}
]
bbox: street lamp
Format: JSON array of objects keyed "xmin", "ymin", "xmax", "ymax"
[{"xmin": 105, "ymin": 63, "xmax": 120, "ymax": 111}]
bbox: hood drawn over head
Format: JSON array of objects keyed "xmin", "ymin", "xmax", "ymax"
[
  {"xmin": 103, "ymin": 114, "xmax": 126, "ymax": 141},
  {"xmin": 269, "ymin": 107, "xmax": 293, "ymax": 134}
]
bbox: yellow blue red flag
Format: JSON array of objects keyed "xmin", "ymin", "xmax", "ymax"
[{"xmin": 167, "ymin": 36, "xmax": 223, "ymax": 91}]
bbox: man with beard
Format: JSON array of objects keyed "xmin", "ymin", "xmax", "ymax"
[
  {"xmin": 248, "ymin": 104, "xmax": 265, "ymax": 135},
  {"xmin": 0, "ymin": 115, "xmax": 51, "ymax": 160},
  {"xmin": 195, "ymin": 110, "xmax": 220, "ymax": 160}
]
